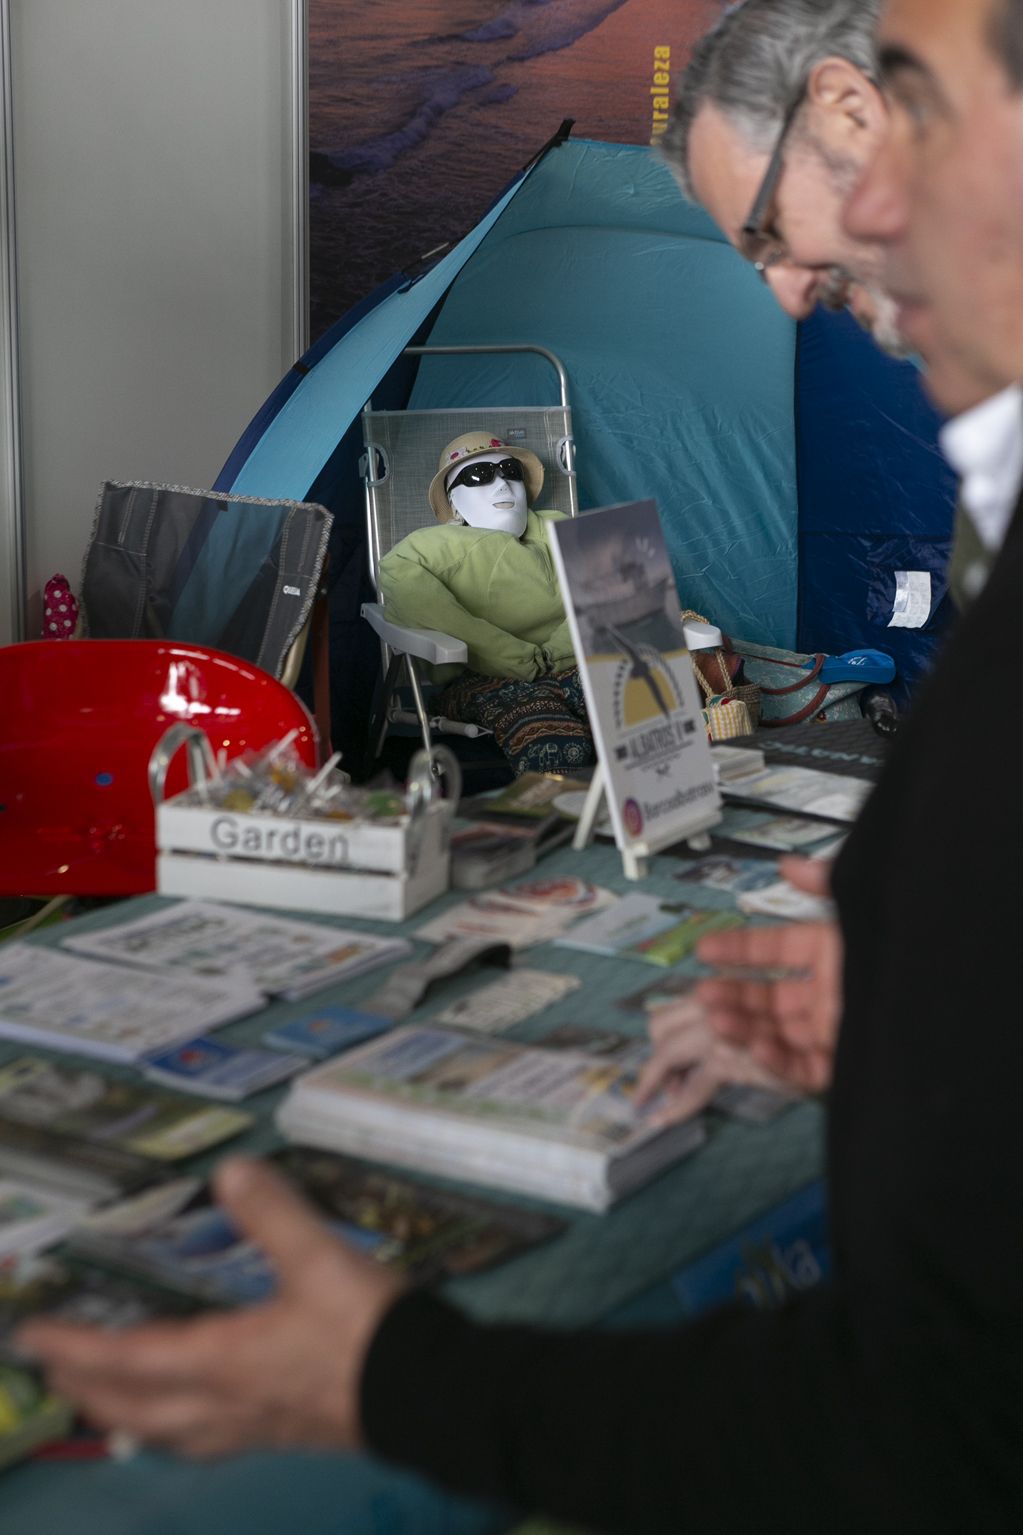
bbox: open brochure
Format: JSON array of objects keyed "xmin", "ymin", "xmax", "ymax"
[
  {"xmin": 0, "ymin": 943, "xmax": 262, "ymax": 1063},
  {"xmin": 61, "ymin": 900, "xmax": 411, "ymax": 1001},
  {"xmin": 276, "ymin": 1025, "xmax": 706, "ymax": 1213}
]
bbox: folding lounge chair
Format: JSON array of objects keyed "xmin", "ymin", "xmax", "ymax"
[
  {"xmin": 360, "ymin": 344, "xmax": 578, "ymax": 773},
  {"xmin": 80, "ymin": 481, "xmax": 333, "ymax": 749}
]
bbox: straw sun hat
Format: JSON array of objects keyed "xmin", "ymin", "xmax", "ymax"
[{"xmin": 428, "ymin": 432, "xmax": 544, "ymax": 523}]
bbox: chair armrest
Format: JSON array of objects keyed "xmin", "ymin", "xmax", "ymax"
[{"xmin": 361, "ymin": 603, "xmax": 469, "ymax": 665}]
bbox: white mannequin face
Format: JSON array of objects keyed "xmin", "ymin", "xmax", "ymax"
[{"xmin": 446, "ymin": 452, "xmax": 528, "ymax": 536}]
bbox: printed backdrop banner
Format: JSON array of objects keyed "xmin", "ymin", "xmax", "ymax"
[{"xmin": 309, "ymin": 0, "xmax": 726, "ymax": 335}]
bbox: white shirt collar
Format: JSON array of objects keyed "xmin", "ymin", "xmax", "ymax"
[{"xmin": 939, "ymin": 384, "xmax": 1023, "ymax": 553}]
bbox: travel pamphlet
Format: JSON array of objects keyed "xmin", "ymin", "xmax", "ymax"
[
  {"xmin": 0, "ymin": 1117, "xmax": 162, "ymax": 1204},
  {"xmin": 670, "ymin": 854, "xmax": 782, "ymax": 896},
  {"xmin": 62, "ymin": 900, "xmax": 411, "ymax": 1001},
  {"xmin": 720, "ymin": 764, "xmax": 873, "ymax": 823},
  {"xmin": 275, "ymin": 1024, "xmax": 707, "ymax": 1212},
  {"xmin": 548, "ymin": 501, "xmax": 720, "ymax": 868},
  {"xmin": 713, "ymin": 807, "xmax": 846, "ymax": 853},
  {"xmin": 0, "ymin": 1179, "xmax": 92, "ymax": 1262},
  {"xmin": 554, "ymin": 892, "xmax": 743, "ymax": 966},
  {"xmin": 431, "ymin": 969, "xmax": 582, "ymax": 1035},
  {"xmin": 0, "ymin": 1056, "xmax": 252, "ymax": 1162},
  {"xmin": 143, "ymin": 1038, "xmax": 308, "ymax": 1101},
  {"xmin": 415, "ymin": 880, "xmax": 616, "ymax": 952},
  {"xmin": 414, "ymin": 898, "xmax": 554, "ymax": 950},
  {"xmin": 0, "ymin": 944, "xmax": 262, "ymax": 1063},
  {"xmin": 358, "ymin": 937, "xmax": 514, "ymax": 1021},
  {"xmin": 69, "ymin": 1147, "xmax": 565, "ymax": 1301},
  {"xmin": 263, "ymin": 1005, "xmax": 393, "ymax": 1060}
]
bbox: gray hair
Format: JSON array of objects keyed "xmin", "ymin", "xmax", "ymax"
[
  {"xmin": 661, "ymin": 0, "xmax": 882, "ymax": 202},
  {"xmin": 990, "ymin": 0, "xmax": 1023, "ymax": 88}
]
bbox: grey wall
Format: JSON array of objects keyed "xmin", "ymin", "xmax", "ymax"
[{"xmin": 0, "ymin": 0, "xmax": 305, "ymax": 643}]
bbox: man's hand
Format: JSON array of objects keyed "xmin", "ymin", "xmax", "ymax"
[
  {"xmin": 634, "ymin": 995, "xmax": 794, "ymax": 1124},
  {"xmin": 15, "ymin": 1158, "xmax": 404, "ymax": 1460},
  {"xmin": 634, "ymin": 859, "xmax": 842, "ymax": 1119},
  {"xmin": 696, "ymin": 857, "xmax": 841, "ymax": 1094}
]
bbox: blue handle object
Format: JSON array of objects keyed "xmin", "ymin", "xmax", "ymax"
[{"xmin": 805, "ymin": 649, "xmax": 896, "ymax": 684}]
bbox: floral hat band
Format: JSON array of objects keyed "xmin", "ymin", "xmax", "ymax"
[{"xmin": 428, "ymin": 431, "xmax": 544, "ymax": 522}]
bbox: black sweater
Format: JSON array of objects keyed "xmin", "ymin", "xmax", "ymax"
[{"xmin": 362, "ymin": 494, "xmax": 1023, "ymax": 1534}]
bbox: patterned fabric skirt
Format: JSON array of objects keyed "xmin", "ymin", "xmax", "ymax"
[{"xmin": 440, "ymin": 666, "xmax": 596, "ymax": 777}]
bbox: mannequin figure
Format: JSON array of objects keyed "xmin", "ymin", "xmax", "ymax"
[{"xmin": 378, "ymin": 432, "xmax": 595, "ymax": 776}]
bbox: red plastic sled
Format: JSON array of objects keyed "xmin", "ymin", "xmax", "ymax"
[{"xmin": 0, "ymin": 640, "xmax": 318, "ymax": 896}]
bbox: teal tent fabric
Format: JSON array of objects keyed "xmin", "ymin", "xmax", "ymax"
[
  {"xmin": 410, "ymin": 141, "xmax": 799, "ymax": 646},
  {"xmin": 226, "ymin": 171, "xmax": 531, "ymax": 502}
]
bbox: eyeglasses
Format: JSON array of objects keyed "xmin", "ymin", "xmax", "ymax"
[
  {"xmin": 740, "ymin": 82, "xmax": 807, "ymax": 278},
  {"xmin": 448, "ymin": 457, "xmax": 524, "ymax": 491}
]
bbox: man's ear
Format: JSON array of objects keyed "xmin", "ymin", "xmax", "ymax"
[{"xmin": 806, "ymin": 57, "xmax": 885, "ymax": 145}]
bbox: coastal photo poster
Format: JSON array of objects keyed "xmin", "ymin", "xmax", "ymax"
[
  {"xmin": 308, "ymin": 0, "xmax": 728, "ymax": 336},
  {"xmin": 548, "ymin": 500, "xmax": 720, "ymax": 864}
]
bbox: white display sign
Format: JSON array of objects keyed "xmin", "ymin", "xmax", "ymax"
[{"xmin": 548, "ymin": 500, "xmax": 720, "ymax": 877}]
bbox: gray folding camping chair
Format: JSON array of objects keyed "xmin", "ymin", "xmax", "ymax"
[
  {"xmin": 80, "ymin": 480, "xmax": 334, "ymax": 749},
  {"xmin": 360, "ymin": 344, "xmax": 578, "ymax": 772}
]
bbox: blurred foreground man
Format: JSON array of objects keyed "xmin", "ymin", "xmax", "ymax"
[{"xmin": 19, "ymin": 2, "xmax": 1023, "ymax": 1531}]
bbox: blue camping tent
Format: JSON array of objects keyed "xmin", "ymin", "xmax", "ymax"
[{"xmin": 215, "ymin": 134, "xmax": 957, "ymax": 770}]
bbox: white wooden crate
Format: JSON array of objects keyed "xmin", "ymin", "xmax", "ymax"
[{"xmin": 156, "ymin": 799, "xmax": 451, "ymax": 920}]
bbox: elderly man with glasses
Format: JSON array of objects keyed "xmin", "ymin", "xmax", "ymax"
[{"xmin": 663, "ymin": 0, "xmax": 908, "ymax": 354}]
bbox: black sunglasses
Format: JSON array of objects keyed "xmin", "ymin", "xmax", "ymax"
[
  {"xmin": 740, "ymin": 82, "xmax": 807, "ymax": 272},
  {"xmin": 448, "ymin": 457, "xmax": 524, "ymax": 491}
]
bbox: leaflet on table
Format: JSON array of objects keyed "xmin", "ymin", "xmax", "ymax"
[
  {"xmin": 358, "ymin": 937, "xmax": 513, "ymax": 1021},
  {"xmin": 414, "ymin": 880, "xmax": 617, "ymax": 951},
  {"xmin": 68, "ymin": 1148, "xmax": 565, "ymax": 1303},
  {"xmin": 554, "ymin": 892, "xmax": 743, "ymax": 966},
  {"xmin": 0, "ymin": 944, "xmax": 262, "ymax": 1063},
  {"xmin": 143, "ymin": 1038, "xmax": 308, "ymax": 1101},
  {"xmin": 0, "ymin": 1056, "xmax": 252, "ymax": 1160},
  {"xmin": 548, "ymin": 500, "xmax": 720, "ymax": 860},
  {"xmin": 431, "ymin": 969, "xmax": 582, "ymax": 1035},
  {"xmin": 709, "ymin": 745, "xmax": 766, "ymax": 782},
  {"xmin": 720, "ymin": 764, "xmax": 872, "ymax": 823},
  {"xmin": 0, "ymin": 1178, "xmax": 93, "ymax": 1261},
  {"xmin": 263, "ymin": 1005, "xmax": 393, "ymax": 1060},
  {"xmin": 486, "ymin": 876, "xmax": 617, "ymax": 918},
  {"xmin": 671, "ymin": 854, "xmax": 783, "ymax": 896},
  {"xmin": 714, "ymin": 807, "xmax": 846, "ymax": 852},
  {"xmin": 61, "ymin": 900, "xmax": 411, "ymax": 1001},
  {"xmin": 0, "ymin": 1117, "xmax": 162, "ymax": 1203}
]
